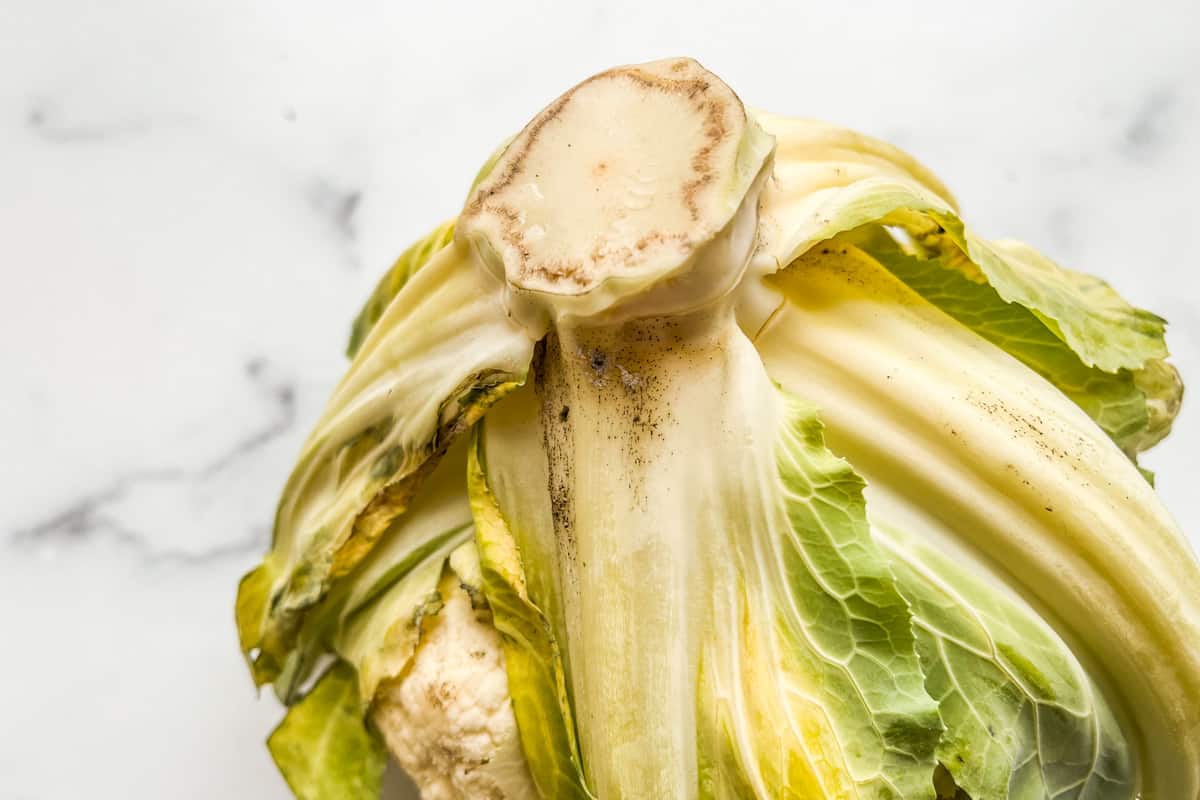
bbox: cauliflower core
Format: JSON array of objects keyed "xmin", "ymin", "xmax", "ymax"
[{"xmin": 372, "ymin": 574, "xmax": 535, "ymax": 800}]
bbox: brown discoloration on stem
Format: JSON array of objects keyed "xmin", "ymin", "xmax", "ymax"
[{"xmin": 332, "ymin": 373, "xmax": 522, "ymax": 578}]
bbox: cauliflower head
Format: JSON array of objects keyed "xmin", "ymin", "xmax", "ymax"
[{"xmin": 373, "ymin": 573, "xmax": 535, "ymax": 800}]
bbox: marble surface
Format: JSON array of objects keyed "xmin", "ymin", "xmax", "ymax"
[{"xmin": 3, "ymin": 1, "xmax": 1198, "ymax": 797}]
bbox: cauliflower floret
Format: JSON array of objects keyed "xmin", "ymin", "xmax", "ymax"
[{"xmin": 373, "ymin": 574, "xmax": 535, "ymax": 800}]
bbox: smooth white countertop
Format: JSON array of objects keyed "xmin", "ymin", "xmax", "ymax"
[{"xmin": 3, "ymin": 1, "xmax": 1197, "ymax": 797}]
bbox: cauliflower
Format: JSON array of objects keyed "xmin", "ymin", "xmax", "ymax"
[
  {"xmin": 241, "ymin": 57, "xmax": 1197, "ymax": 800},
  {"xmin": 372, "ymin": 573, "xmax": 535, "ymax": 800}
]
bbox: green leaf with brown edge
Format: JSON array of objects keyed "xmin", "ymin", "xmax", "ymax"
[
  {"xmin": 331, "ymin": 373, "xmax": 523, "ymax": 579},
  {"xmin": 239, "ymin": 241, "xmax": 536, "ymax": 686}
]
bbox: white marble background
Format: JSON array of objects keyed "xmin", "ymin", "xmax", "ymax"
[{"xmin": 2, "ymin": 1, "xmax": 1197, "ymax": 797}]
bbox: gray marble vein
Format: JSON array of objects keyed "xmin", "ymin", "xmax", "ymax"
[
  {"xmin": 26, "ymin": 102, "xmax": 155, "ymax": 143},
  {"xmin": 307, "ymin": 179, "xmax": 364, "ymax": 269},
  {"xmin": 1121, "ymin": 86, "xmax": 1179, "ymax": 159},
  {"xmin": 9, "ymin": 357, "xmax": 296, "ymax": 564}
]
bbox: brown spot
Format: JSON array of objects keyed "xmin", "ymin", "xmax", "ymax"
[
  {"xmin": 523, "ymin": 258, "xmax": 589, "ymax": 287},
  {"xmin": 680, "ymin": 97, "xmax": 730, "ymax": 222},
  {"xmin": 332, "ymin": 371, "xmax": 518, "ymax": 577},
  {"xmin": 426, "ymin": 681, "xmax": 456, "ymax": 710},
  {"xmin": 486, "ymin": 203, "xmax": 530, "ymax": 263},
  {"xmin": 634, "ymin": 230, "xmax": 690, "ymax": 252},
  {"xmin": 588, "ymin": 238, "xmax": 633, "ymax": 270},
  {"xmin": 536, "ymin": 338, "xmax": 578, "ymax": 566}
]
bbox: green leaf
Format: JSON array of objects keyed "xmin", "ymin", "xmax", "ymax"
[
  {"xmin": 757, "ymin": 174, "xmax": 952, "ymax": 272},
  {"xmin": 881, "ymin": 527, "xmax": 1137, "ymax": 800},
  {"xmin": 870, "ymin": 248, "xmax": 1158, "ymax": 456},
  {"xmin": 756, "ymin": 171, "xmax": 1172, "ymax": 376},
  {"xmin": 270, "ymin": 440, "xmax": 477, "ymax": 704},
  {"xmin": 757, "ymin": 243, "xmax": 1198, "ymax": 796},
  {"xmin": 267, "ymin": 661, "xmax": 387, "ymax": 800},
  {"xmin": 752, "ymin": 111, "xmax": 959, "ymax": 229},
  {"xmin": 945, "ymin": 234, "xmax": 1166, "ymax": 373},
  {"xmin": 767, "ymin": 390, "xmax": 946, "ymax": 799},
  {"xmin": 235, "ymin": 560, "xmax": 277, "ymax": 684},
  {"xmin": 1127, "ymin": 358, "xmax": 1184, "ymax": 456},
  {"xmin": 346, "ymin": 221, "xmax": 455, "ymax": 359},
  {"xmin": 239, "ymin": 242, "xmax": 534, "ymax": 685}
]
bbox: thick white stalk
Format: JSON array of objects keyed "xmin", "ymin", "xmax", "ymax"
[{"xmin": 537, "ymin": 311, "xmax": 740, "ymax": 798}]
